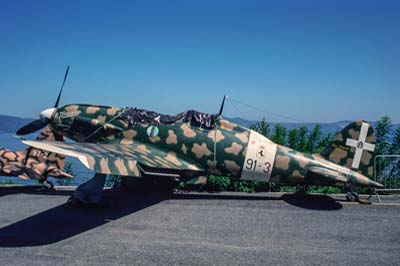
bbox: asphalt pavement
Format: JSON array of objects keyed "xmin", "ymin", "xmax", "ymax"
[{"xmin": 0, "ymin": 187, "xmax": 399, "ymax": 266}]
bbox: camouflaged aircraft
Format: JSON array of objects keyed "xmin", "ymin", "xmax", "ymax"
[
  {"xmin": 14, "ymin": 67, "xmax": 382, "ymax": 202},
  {"xmin": 0, "ymin": 127, "xmax": 72, "ymax": 188},
  {"xmin": 16, "ymin": 100, "xmax": 383, "ymax": 202}
]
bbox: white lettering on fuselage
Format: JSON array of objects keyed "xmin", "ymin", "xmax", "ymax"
[{"xmin": 59, "ymin": 110, "xmax": 81, "ymax": 119}]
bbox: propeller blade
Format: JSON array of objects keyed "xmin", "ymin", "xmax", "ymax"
[
  {"xmin": 16, "ymin": 118, "xmax": 49, "ymax": 135},
  {"xmin": 54, "ymin": 65, "xmax": 69, "ymax": 108},
  {"xmin": 218, "ymin": 95, "xmax": 226, "ymax": 116}
]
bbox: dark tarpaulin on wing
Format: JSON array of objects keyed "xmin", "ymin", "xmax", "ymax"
[{"xmin": 120, "ymin": 108, "xmax": 218, "ymax": 129}]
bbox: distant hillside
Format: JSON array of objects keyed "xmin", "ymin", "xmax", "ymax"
[{"xmin": 0, "ymin": 115, "xmax": 33, "ymax": 133}]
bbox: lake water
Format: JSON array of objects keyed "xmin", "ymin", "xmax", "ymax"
[{"xmin": 0, "ymin": 133, "xmax": 93, "ymax": 185}]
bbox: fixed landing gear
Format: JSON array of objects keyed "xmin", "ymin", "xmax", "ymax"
[
  {"xmin": 345, "ymin": 183, "xmax": 372, "ymax": 204},
  {"xmin": 66, "ymin": 173, "xmax": 107, "ymax": 208},
  {"xmin": 345, "ymin": 182, "xmax": 360, "ymax": 202},
  {"xmin": 367, "ymin": 188, "xmax": 381, "ymax": 203},
  {"xmin": 43, "ymin": 180, "xmax": 54, "ymax": 190},
  {"xmin": 346, "ymin": 191, "xmax": 359, "ymax": 202}
]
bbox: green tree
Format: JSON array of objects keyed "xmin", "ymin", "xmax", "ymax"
[
  {"xmin": 316, "ymin": 133, "xmax": 333, "ymax": 153},
  {"xmin": 251, "ymin": 118, "xmax": 270, "ymax": 137},
  {"xmin": 297, "ymin": 126, "xmax": 309, "ymax": 152},
  {"xmin": 56, "ymin": 161, "xmax": 74, "ymax": 186},
  {"xmin": 389, "ymin": 127, "xmax": 400, "ymax": 182},
  {"xmin": 64, "ymin": 161, "xmax": 75, "ymax": 176},
  {"xmin": 389, "ymin": 126, "xmax": 400, "ymax": 155},
  {"xmin": 287, "ymin": 128, "xmax": 299, "ymax": 149},
  {"xmin": 307, "ymin": 124, "xmax": 323, "ymax": 153},
  {"xmin": 271, "ymin": 124, "xmax": 287, "ymax": 145},
  {"xmin": 375, "ymin": 116, "xmax": 392, "ymax": 155}
]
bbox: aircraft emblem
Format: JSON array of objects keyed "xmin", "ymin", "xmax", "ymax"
[
  {"xmin": 256, "ymin": 146, "xmax": 266, "ymax": 159},
  {"xmin": 147, "ymin": 125, "xmax": 159, "ymax": 137},
  {"xmin": 345, "ymin": 122, "xmax": 375, "ymax": 169}
]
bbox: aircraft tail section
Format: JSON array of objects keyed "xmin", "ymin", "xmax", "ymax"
[{"xmin": 319, "ymin": 120, "xmax": 376, "ymax": 178}]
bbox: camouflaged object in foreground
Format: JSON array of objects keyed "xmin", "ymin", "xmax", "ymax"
[
  {"xmin": 22, "ymin": 104, "xmax": 383, "ymax": 190},
  {"xmin": 0, "ymin": 127, "xmax": 72, "ymax": 181}
]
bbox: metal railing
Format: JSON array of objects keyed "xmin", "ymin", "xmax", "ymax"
[{"xmin": 374, "ymin": 155, "xmax": 400, "ymax": 191}]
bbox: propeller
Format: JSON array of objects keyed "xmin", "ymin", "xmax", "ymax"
[
  {"xmin": 218, "ymin": 95, "xmax": 226, "ymax": 116},
  {"xmin": 54, "ymin": 65, "xmax": 69, "ymax": 108},
  {"xmin": 16, "ymin": 118, "xmax": 50, "ymax": 135},
  {"xmin": 16, "ymin": 66, "xmax": 70, "ymax": 135}
]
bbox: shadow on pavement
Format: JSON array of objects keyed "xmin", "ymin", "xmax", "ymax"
[
  {"xmin": 0, "ymin": 188, "xmax": 342, "ymax": 247},
  {"xmin": 0, "ymin": 189, "xmax": 167, "ymax": 247},
  {"xmin": 171, "ymin": 192, "xmax": 342, "ymax": 211},
  {"xmin": 281, "ymin": 192, "xmax": 342, "ymax": 210}
]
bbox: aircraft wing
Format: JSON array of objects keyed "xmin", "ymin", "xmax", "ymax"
[
  {"xmin": 22, "ymin": 140, "xmax": 204, "ymax": 177},
  {"xmin": 307, "ymin": 166, "xmax": 348, "ymax": 184}
]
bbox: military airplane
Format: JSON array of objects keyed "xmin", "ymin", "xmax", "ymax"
[
  {"xmin": 0, "ymin": 127, "xmax": 72, "ymax": 188},
  {"xmin": 15, "ymin": 67, "xmax": 382, "ymax": 204}
]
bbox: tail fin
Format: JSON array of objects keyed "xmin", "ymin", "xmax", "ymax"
[
  {"xmin": 319, "ymin": 120, "xmax": 376, "ymax": 178},
  {"xmin": 25, "ymin": 127, "xmax": 72, "ymax": 179}
]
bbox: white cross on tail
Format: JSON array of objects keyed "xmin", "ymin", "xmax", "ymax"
[{"xmin": 345, "ymin": 122, "xmax": 375, "ymax": 169}]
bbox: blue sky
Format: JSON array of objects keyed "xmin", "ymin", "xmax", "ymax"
[{"xmin": 0, "ymin": 0, "xmax": 399, "ymax": 123}]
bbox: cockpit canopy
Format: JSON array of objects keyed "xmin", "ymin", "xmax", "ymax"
[{"xmin": 120, "ymin": 107, "xmax": 219, "ymax": 129}]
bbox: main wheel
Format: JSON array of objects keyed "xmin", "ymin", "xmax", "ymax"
[
  {"xmin": 346, "ymin": 191, "xmax": 359, "ymax": 202},
  {"xmin": 43, "ymin": 180, "xmax": 54, "ymax": 190}
]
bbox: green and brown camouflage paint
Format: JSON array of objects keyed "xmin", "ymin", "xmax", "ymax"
[
  {"xmin": 24, "ymin": 104, "xmax": 382, "ymax": 189},
  {"xmin": 0, "ymin": 127, "xmax": 72, "ymax": 181}
]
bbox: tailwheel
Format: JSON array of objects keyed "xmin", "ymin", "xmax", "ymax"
[
  {"xmin": 346, "ymin": 191, "xmax": 359, "ymax": 202},
  {"xmin": 43, "ymin": 180, "xmax": 54, "ymax": 190}
]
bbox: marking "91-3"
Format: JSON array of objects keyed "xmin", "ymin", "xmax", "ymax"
[{"xmin": 245, "ymin": 158, "xmax": 271, "ymax": 174}]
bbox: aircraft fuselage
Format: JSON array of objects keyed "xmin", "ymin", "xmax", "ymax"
[{"xmin": 45, "ymin": 104, "xmax": 381, "ymax": 188}]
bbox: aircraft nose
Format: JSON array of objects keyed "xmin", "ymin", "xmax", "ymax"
[{"xmin": 40, "ymin": 108, "xmax": 57, "ymax": 119}]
